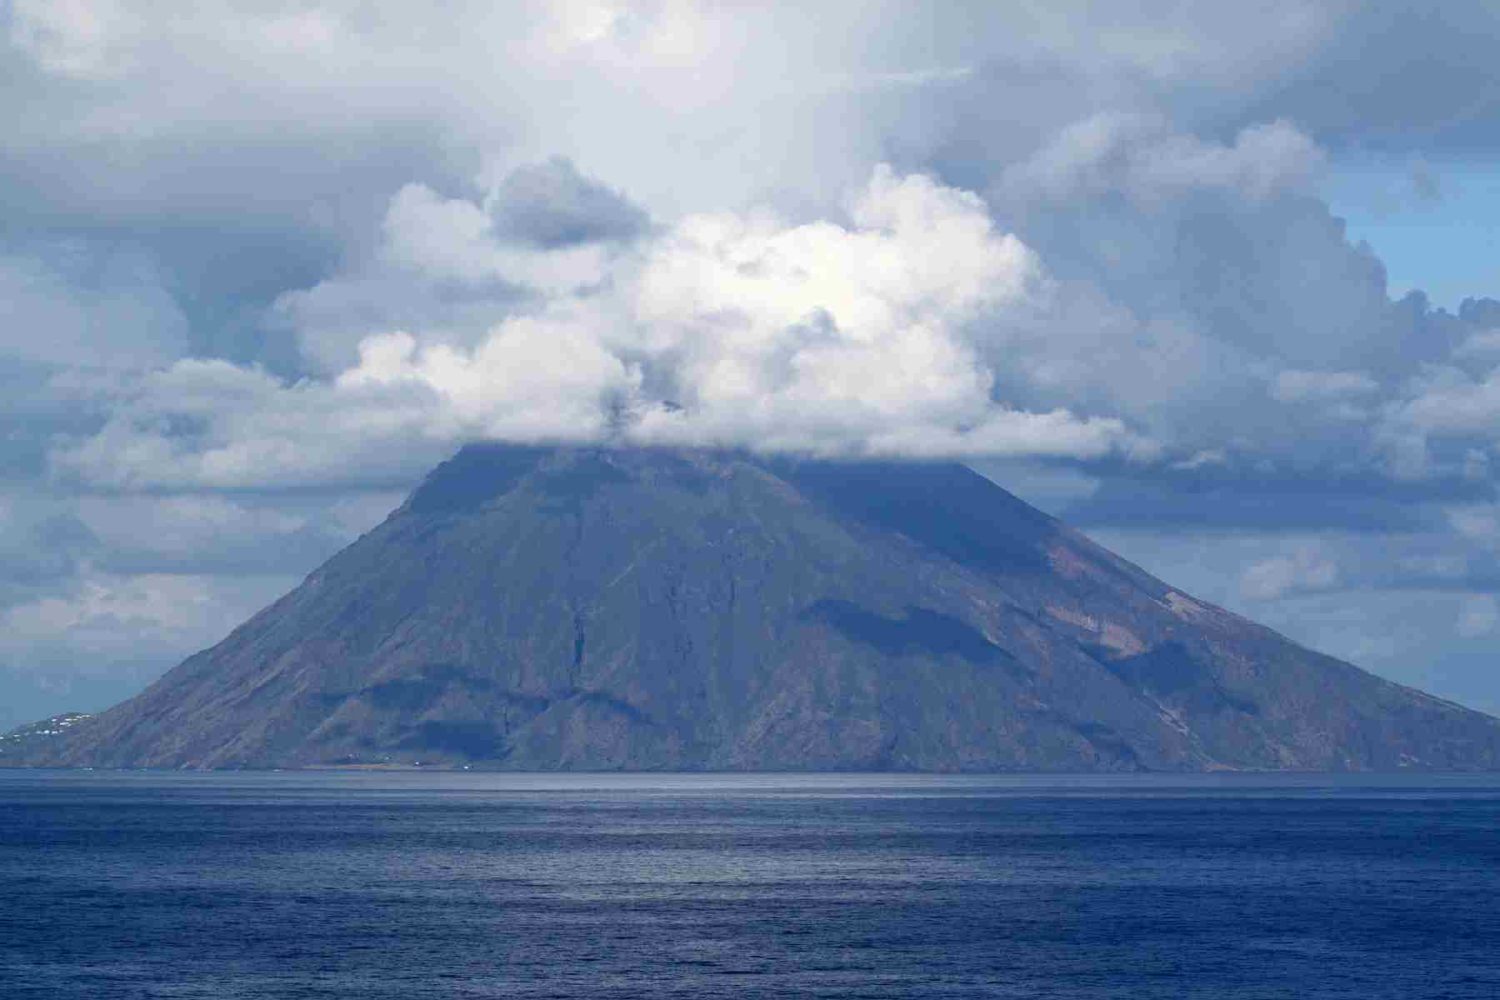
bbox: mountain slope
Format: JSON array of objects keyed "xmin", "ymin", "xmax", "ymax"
[{"xmin": 11, "ymin": 445, "xmax": 1500, "ymax": 771}]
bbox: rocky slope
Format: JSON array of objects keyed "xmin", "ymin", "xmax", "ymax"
[
  {"xmin": 0, "ymin": 713, "xmax": 94, "ymax": 763},
  {"xmin": 10, "ymin": 444, "xmax": 1500, "ymax": 771}
]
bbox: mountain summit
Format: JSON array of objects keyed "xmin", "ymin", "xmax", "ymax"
[{"xmin": 10, "ymin": 444, "xmax": 1500, "ymax": 771}]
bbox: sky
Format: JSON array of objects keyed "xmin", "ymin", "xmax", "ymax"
[{"xmin": 4, "ymin": 0, "xmax": 1500, "ymax": 728}]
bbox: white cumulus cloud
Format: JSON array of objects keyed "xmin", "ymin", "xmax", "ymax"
[{"xmin": 53, "ymin": 166, "xmax": 1147, "ymax": 490}]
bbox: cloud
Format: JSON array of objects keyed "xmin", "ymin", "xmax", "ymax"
[
  {"xmin": 1239, "ymin": 544, "xmax": 1340, "ymax": 601},
  {"xmin": 44, "ymin": 124, "xmax": 1500, "ymax": 493},
  {"xmin": 488, "ymin": 156, "xmax": 650, "ymax": 248},
  {"xmin": 71, "ymin": 493, "xmax": 371, "ymax": 576},
  {"xmin": 1271, "ymin": 369, "xmax": 1381, "ymax": 404},
  {"xmin": 51, "ymin": 358, "xmax": 456, "ymax": 491},
  {"xmin": 0, "ymin": 7, "xmax": 1490, "ymax": 487},
  {"xmin": 55, "ymin": 165, "xmax": 1146, "ymax": 490},
  {"xmin": 380, "ymin": 182, "xmax": 621, "ymax": 292},
  {"xmin": 8, "ymin": 0, "xmax": 124, "ymax": 77},
  {"xmin": 0, "ymin": 569, "xmax": 294, "ymax": 689},
  {"xmin": 1387, "ymin": 365, "xmax": 1500, "ymax": 437},
  {"xmin": 0, "ymin": 248, "xmax": 188, "ymax": 368},
  {"xmin": 338, "ymin": 321, "xmax": 639, "ymax": 443},
  {"xmin": 1234, "ymin": 4, "xmax": 1500, "ymax": 153},
  {"xmin": 1454, "ymin": 329, "xmax": 1500, "ymax": 362},
  {"xmin": 275, "ymin": 157, "xmax": 649, "ymax": 372},
  {"xmin": 2, "ymin": 572, "xmax": 219, "ymax": 651},
  {"xmin": 990, "ymin": 116, "xmax": 1393, "ymax": 383},
  {"xmin": 1457, "ymin": 594, "xmax": 1499, "ymax": 638},
  {"xmin": 0, "ymin": 493, "xmax": 94, "ymax": 607},
  {"xmin": 619, "ymin": 166, "xmax": 1112, "ymax": 456},
  {"xmin": 994, "ymin": 115, "xmax": 1323, "ymax": 209}
]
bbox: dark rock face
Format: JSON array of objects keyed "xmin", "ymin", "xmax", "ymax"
[{"xmin": 12, "ymin": 445, "xmax": 1500, "ymax": 771}]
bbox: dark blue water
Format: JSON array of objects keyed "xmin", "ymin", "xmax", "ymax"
[{"xmin": 2, "ymin": 772, "xmax": 1498, "ymax": 998}]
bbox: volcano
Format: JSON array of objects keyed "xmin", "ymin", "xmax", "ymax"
[{"xmin": 9, "ymin": 444, "xmax": 1500, "ymax": 771}]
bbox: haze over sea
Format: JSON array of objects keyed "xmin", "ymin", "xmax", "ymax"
[{"xmin": 2, "ymin": 772, "xmax": 1497, "ymax": 999}]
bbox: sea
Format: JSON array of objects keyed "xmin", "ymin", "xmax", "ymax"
[{"xmin": 1, "ymin": 771, "xmax": 1497, "ymax": 999}]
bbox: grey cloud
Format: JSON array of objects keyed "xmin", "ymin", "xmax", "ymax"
[
  {"xmin": 46, "ymin": 358, "xmax": 461, "ymax": 493},
  {"xmin": 0, "ymin": 244, "xmax": 188, "ymax": 368},
  {"xmin": 272, "ymin": 158, "xmax": 645, "ymax": 372},
  {"xmin": 0, "ymin": 497, "xmax": 95, "ymax": 607},
  {"xmin": 270, "ymin": 267, "xmax": 531, "ymax": 374},
  {"xmin": 488, "ymin": 157, "xmax": 650, "ymax": 248},
  {"xmin": 988, "ymin": 131, "xmax": 1397, "ymax": 376},
  {"xmin": 72, "ymin": 494, "xmax": 384, "ymax": 577},
  {"xmin": 1225, "ymin": 5, "xmax": 1500, "ymax": 153}
]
